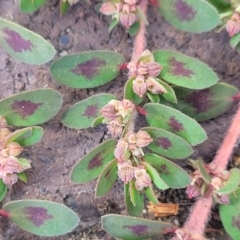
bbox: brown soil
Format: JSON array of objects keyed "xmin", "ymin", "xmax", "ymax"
[{"xmin": 0, "ymin": 0, "xmax": 240, "ymax": 239}]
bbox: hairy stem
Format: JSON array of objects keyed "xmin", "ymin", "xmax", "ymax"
[
  {"xmin": 131, "ymin": 0, "xmax": 148, "ymax": 64},
  {"xmin": 172, "ymin": 104, "xmax": 240, "ymax": 239},
  {"xmin": 0, "ymin": 209, "xmax": 9, "ymax": 218}
]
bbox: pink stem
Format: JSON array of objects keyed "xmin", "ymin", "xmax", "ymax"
[
  {"xmin": 131, "ymin": 0, "xmax": 148, "ymax": 64},
  {"xmin": 0, "ymin": 209, "xmax": 9, "ymax": 218},
  {"xmin": 171, "ymin": 104, "xmax": 240, "ymax": 239}
]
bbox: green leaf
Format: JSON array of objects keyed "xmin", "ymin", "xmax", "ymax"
[
  {"xmin": 125, "ymin": 183, "xmax": 144, "ymax": 217},
  {"xmin": 4, "ymin": 127, "xmax": 32, "ymax": 146},
  {"xmin": 0, "ymin": 18, "xmax": 56, "ymax": 64},
  {"xmin": 102, "ymin": 214, "xmax": 175, "ymax": 240},
  {"xmin": 0, "ymin": 89, "xmax": 63, "ymax": 127},
  {"xmin": 154, "ymin": 50, "xmax": 219, "ymax": 89},
  {"xmin": 60, "ymin": 0, "xmax": 70, "ymax": 16},
  {"xmin": 0, "ymin": 179, "xmax": 7, "ymax": 202},
  {"xmin": 128, "ymin": 22, "xmax": 140, "ymax": 37},
  {"xmin": 129, "ymin": 180, "xmax": 142, "ymax": 207},
  {"xmin": 95, "ymin": 159, "xmax": 118, "ymax": 198},
  {"xmin": 108, "ymin": 18, "xmax": 119, "ymax": 33},
  {"xmin": 18, "ymin": 158, "xmax": 31, "ymax": 169},
  {"xmin": 144, "ymin": 186, "xmax": 159, "ymax": 204},
  {"xmin": 144, "ymin": 103, "xmax": 207, "ymax": 146},
  {"xmin": 144, "ymin": 153, "xmax": 190, "ymax": 188},
  {"xmin": 159, "ymin": 0, "xmax": 221, "ymax": 33},
  {"xmin": 18, "ymin": 172, "xmax": 28, "ymax": 183},
  {"xmin": 124, "ymin": 78, "xmax": 143, "ymax": 105},
  {"xmin": 206, "ymin": 0, "xmax": 232, "ymax": 14},
  {"xmin": 50, "ymin": 51, "xmax": 124, "ymax": 88},
  {"xmin": 3, "ymin": 200, "xmax": 79, "ymax": 236},
  {"xmin": 166, "ymin": 83, "xmax": 238, "ymax": 122},
  {"xmin": 157, "ymin": 79, "xmax": 177, "ymax": 104},
  {"xmin": 143, "ymin": 162, "xmax": 169, "ymax": 190},
  {"xmin": 197, "ymin": 159, "xmax": 211, "ymax": 184},
  {"xmin": 219, "ymin": 189, "xmax": 240, "ymax": 240},
  {"xmin": 20, "ymin": 0, "xmax": 47, "ymax": 13},
  {"xmin": 141, "ymin": 127, "xmax": 193, "ymax": 159},
  {"xmin": 230, "ymin": 32, "xmax": 240, "ymax": 49},
  {"xmin": 71, "ymin": 139, "xmax": 117, "ymax": 183},
  {"xmin": 92, "ymin": 115, "xmax": 105, "ymax": 127},
  {"xmin": 61, "ymin": 94, "xmax": 116, "ymax": 129},
  {"xmin": 146, "ymin": 92, "xmax": 160, "ymax": 103},
  {"xmin": 18, "ymin": 126, "xmax": 43, "ymax": 146},
  {"xmin": 217, "ymin": 168, "xmax": 240, "ymax": 195}
]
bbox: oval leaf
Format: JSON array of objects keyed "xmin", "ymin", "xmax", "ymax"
[
  {"xmin": 124, "ymin": 78, "xmax": 143, "ymax": 105},
  {"xmin": 102, "ymin": 214, "xmax": 175, "ymax": 240},
  {"xmin": 197, "ymin": 159, "xmax": 211, "ymax": 184},
  {"xmin": 143, "ymin": 162, "xmax": 169, "ymax": 190},
  {"xmin": 219, "ymin": 189, "xmax": 240, "ymax": 240},
  {"xmin": 71, "ymin": 139, "xmax": 117, "ymax": 183},
  {"xmin": 50, "ymin": 51, "xmax": 124, "ymax": 88},
  {"xmin": 146, "ymin": 92, "xmax": 160, "ymax": 103},
  {"xmin": 61, "ymin": 94, "xmax": 116, "ymax": 129},
  {"xmin": 20, "ymin": 0, "xmax": 47, "ymax": 13},
  {"xmin": 95, "ymin": 159, "xmax": 118, "ymax": 198},
  {"xmin": 144, "ymin": 153, "xmax": 190, "ymax": 188},
  {"xmin": 154, "ymin": 50, "xmax": 218, "ymax": 89},
  {"xmin": 166, "ymin": 83, "xmax": 239, "ymax": 122},
  {"xmin": 141, "ymin": 127, "xmax": 193, "ymax": 159},
  {"xmin": 144, "ymin": 186, "xmax": 159, "ymax": 204},
  {"xmin": 125, "ymin": 183, "xmax": 144, "ymax": 217},
  {"xmin": 217, "ymin": 168, "xmax": 240, "ymax": 195},
  {"xmin": 3, "ymin": 200, "xmax": 79, "ymax": 236},
  {"xmin": 0, "ymin": 18, "xmax": 56, "ymax": 64},
  {"xmin": 144, "ymin": 103, "xmax": 207, "ymax": 146},
  {"xmin": 157, "ymin": 79, "xmax": 177, "ymax": 104},
  {"xmin": 159, "ymin": 0, "xmax": 220, "ymax": 33},
  {"xmin": 0, "ymin": 179, "xmax": 7, "ymax": 202},
  {"xmin": 0, "ymin": 89, "xmax": 63, "ymax": 126},
  {"xmin": 60, "ymin": 0, "xmax": 70, "ymax": 15}
]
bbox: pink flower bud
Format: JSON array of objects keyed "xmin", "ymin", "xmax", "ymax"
[
  {"xmin": 2, "ymin": 173, "xmax": 18, "ymax": 185},
  {"xmin": 146, "ymin": 77, "xmax": 167, "ymax": 94},
  {"xmin": 0, "ymin": 116, "xmax": 7, "ymax": 128},
  {"xmin": 136, "ymin": 131, "xmax": 152, "ymax": 147},
  {"xmin": 139, "ymin": 50, "xmax": 154, "ymax": 63},
  {"xmin": 146, "ymin": 62, "xmax": 163, "ymax": 77},
  {"xmin": 118, "ymin": 99, "xmax": 135, "ymax": 119},
  {"xmin": 0, "ymin": 128, "xmax": 11, "ymax": 139},
  {"xmin": 100, "ymin": 2, "xmax": 119, "ymax": 15},
  {"xmin": 133, "ymin": 75, "xmax": 147, "ymax": 97},
  {"xmin": 128, "ymin": 133, "xmax": 137, "ymax": 144},
  {"xmin": 122, "ymin": 3, "xmax": 131, "ymax": 14},
  {"xmin": 4, "ymin": 142, "xmax": 23, "ymax": 157},
  {"xmin": 124, "ymin": 0, "xmax": 138, "ymax": 5},
  {"xmin": 101, "ymin": 103, "xmax": 117, "ymax": 119},
  {"xmin": 114, "ymin": 139, "xmax": 130, "ymax": 162},
  {"xmin": 211, "ymin": 177, "xmax": 223, "ymax": 191},
  {"xmin": 118, "ymin": 161, "xmax": 135, "ymax": 183},
  {"xmin": 216, "ymin": 194, "xmax": 230, "ymax": 205},
  {"xmin": 127, "ymin": 62, "xmax": 137, "ymax": 75},
  {"xmin": 226, "ymin": 12, "xmax": 240, "ymax": 37},
  {"xmin": 0, "ymin": 156, "xmax": 23, "ymax": 176},
  {"xmin": 134, "ymin": 168, "xmax": 152, "ymax": 190},
  {"xmin": 120, "ymin": 12, "xmax": 137, "ymax": 29},
  {"xmin": 137, "ymin": 61, "xmax": 148, "ymax": 75},
  {"xmin": 107, "ymin": 119, "xmax": 123, "ymax": 138},
  {"xmin": 128, "ymin": 143, "xmax": 141, "ymax": 156},
  {"xmin": 186, "ymin": 184, "xmax": 200, "ymax": 199}
]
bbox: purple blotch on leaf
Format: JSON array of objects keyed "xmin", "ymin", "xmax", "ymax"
[
  {"xmin": 71, "ymin": 58, "xmax": 106, "ymax": 79},
  {"xmin": 159, "ymin": 164, "xmax": 170, "ymax": 174},
  {"xmin": 174, "ymin": 0, "xmax": 196, "ymax": 21},
  {"xmin": 156, "ymin": 137, "xmax": 172, "ymax": 150},
  {"xmin": 3, "ymin": 27, "xmax": 33, "ymax": 53},
  {"xmin": 88, "ymin": 153, "xmax": 103, "ymax": 170},
  {"xmin": 169, "ymin": 57, "xmax": 194, "ymax": 78},
  {"xmin": 124, "ymin": 224, "xmax": 148, "ymax": 236},
  {"xmin": 168, "ymin": 116, "xmax": 184, "ymax": 132},
  {"xmin": 11, "ymin": 100, "xmax": 43, "ymax": 118},
  {"xmin": 232, "ymin": 214, "xmax": 240, "ymax": 229},
  {"xmin": 82, "ymin": 104, "xmax": 99, "ymax": 119},
  {"xmin": 183, "ymin": 89, "xmax": 214, "ymax": 114},
  {"xmin": 23, "ymin": 206, "xmax": 53, "ymax": 227}
]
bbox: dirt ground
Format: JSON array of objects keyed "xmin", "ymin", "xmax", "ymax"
[{"xmin": 0, "ymin": 0, "xmax": 240, "ymax": 239}]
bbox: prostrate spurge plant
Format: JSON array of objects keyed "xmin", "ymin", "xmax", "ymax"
[{"xmin": 0, "ymin": 0, "xmax": 240, "ymax": 239}]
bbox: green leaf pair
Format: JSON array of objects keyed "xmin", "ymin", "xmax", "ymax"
[{"xmin": 3, "ymin": 199, "xmax": 80, "ymax": 236}]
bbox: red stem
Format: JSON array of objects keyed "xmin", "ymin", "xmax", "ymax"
[
  {"xmin": 172, "ymin": 104, "xmax": 240, "ymax": 239},
  {"xmin": 0, "ymin": 209, "xmax": 9, "ymax": 218}
]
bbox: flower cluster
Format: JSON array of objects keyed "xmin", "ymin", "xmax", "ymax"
[
  {"xmin": 99, "ymin": 0, "xmax": 139, "ymax": 29},
  {"xmin": 114, "ymin": 130, "xmax": 153, "ymax": 190},
  {"xmin": 226, "ymin": 12, "xmax": 240, "ymax": 37},
  {"xmin": 186, "ymin": 160, "xmax": 230, "ymax": 204},
  {"xmin": 0, "ymin": 116, "xmax": 31, "ymax": 185},
  {"xmin": 101, "ymin": 99, "xmax": 135, "ymax": 138},
  {"xmin": 127, "ymin": 50, "xmax": 167, "ymax": 98}
]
